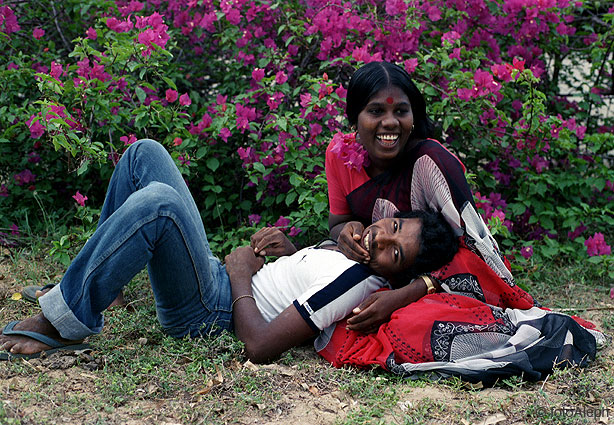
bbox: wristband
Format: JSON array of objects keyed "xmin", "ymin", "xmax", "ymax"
[{"xmin": 421, "ymin": 275, "xmax": 437, "ymax": 295}]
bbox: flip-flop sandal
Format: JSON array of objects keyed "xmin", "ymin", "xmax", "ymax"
[
  {"xmin": 21, "ymin": 283, "xmax": 56, "ymax": 303},
  {"xmin": 0, "ymin": 320, "xmax": 90, "ymax": 360}
]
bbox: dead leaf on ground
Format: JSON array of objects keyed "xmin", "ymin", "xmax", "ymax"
[
  {"xmin": 195, "ymin": 365, "xmax": 224, "ymax": 395},
  {"xmin": 243, "ymin": 360, "xmax": 259, "ymax": 371},
  {"xmin": 473, "ymin": 413, "xmax": 506, "ymax": 425},
  {"xmin": 10, "ymin": 292, "xmax": 21, "ymax": 300}
]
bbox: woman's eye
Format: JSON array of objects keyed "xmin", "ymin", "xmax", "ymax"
[{"xmin": 368, "ymin": 108, "xmax": 382, "ymax": 114}]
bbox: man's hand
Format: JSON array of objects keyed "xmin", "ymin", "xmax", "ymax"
[
  {"xmin": 251, "ymin": 227, "xmax": 297, "ymax": 257},
  {"xmin": 225, "ymin": 246, "xmax": 265, "ymax": 289},
  {"xmin": 337, "ymin": 221, "xmax": 369, "ymax": 263},
  {"xmin": 345, "ymin": 290, "xmax": 402, "ymax": 334}
]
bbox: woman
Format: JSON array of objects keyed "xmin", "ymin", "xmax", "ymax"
[
  {"xmin": 319, "ymin": 61, "xmax": 602, "ymax": 383},
  {"xmin": 326, "ymin": 61, "xmax": 535, "ymax": 331}
]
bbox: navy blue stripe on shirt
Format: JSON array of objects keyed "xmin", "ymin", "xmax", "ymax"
[
  {"xmin": 294, "ymin": 300, "xmax": 319, "ymax": 332},
  {"xmin": 293, "ymin": 263, "xmax": 373, "ymax": 332}
]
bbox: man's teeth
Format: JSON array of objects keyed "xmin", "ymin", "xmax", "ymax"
[{"xmin": 364, "ymin": 233, "xmax": 370, "ymax": 251}]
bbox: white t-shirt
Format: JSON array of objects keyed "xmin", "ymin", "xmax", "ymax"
[{"xmin": 250, "ymin": 246, "xmax": 389, "ymax": 332}]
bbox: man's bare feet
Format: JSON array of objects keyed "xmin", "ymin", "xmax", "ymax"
[
  {"xmin": 35, "ymin": 287, "xmax": 127, "ymax": 309},
  {"xmin": 0, "ymin": 313, "xmax": 84, "ymax": 357}
]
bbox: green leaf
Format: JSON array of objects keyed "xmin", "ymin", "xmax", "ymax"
[
  {"xmin": 77, "ymin": 160, "xmax": 90, "ymax": 176},
  {"xmin": 161, "ymin": 76, "xmax": 177, "ymax": 90},
  {"xmin": 206, "ymin": 157, "xmax": 220, "ymax": 172},
  {"xmin": 253, "ymin": 162, "xmax": 265, "ymax": 173},
  {"xmin": 135, "ymin": 87, "xmax": 147, "ymax": 103}
]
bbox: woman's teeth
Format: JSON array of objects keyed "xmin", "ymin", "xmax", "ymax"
[{"xmin": 377, "ymin": 134, "xmax": 398, "ymax": 145}]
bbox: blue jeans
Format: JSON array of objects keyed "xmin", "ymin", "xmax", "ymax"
[{"xmin": 39, "ymin": 139, "xmax": 233, "ymax": 340}]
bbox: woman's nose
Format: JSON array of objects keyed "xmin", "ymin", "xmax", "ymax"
[{"xmin": 382, "ymin": 112, "xmax": 399, "ymax": 128}]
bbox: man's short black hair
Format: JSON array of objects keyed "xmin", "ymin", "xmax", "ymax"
[{"xmin": 393, "ymin": 210, "xmax": 459, "ymax": 283}]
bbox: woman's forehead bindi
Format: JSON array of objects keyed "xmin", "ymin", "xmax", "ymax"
[{"xmin": 386, "ymin": 97, "xmax": 394, "ymax": 104}]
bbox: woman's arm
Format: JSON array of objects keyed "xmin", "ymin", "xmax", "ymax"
[
  {"xmin": 329, "ymin": 213, "xmax": 370, "ymax": 263},
  {"xmin": 225, "ymin": 247, "xmax": 316, "ymax": 363},
  {"xmin": 345, "ymin": 276, "xmax": 439, "ymax": 333}
]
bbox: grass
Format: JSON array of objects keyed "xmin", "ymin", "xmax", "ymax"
[{"xmin": 0, "ymin": 239, "xmax": 613, "ymax": 424}]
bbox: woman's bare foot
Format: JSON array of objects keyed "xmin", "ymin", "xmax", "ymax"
[
  {"xmin": 0, "ymin": 313, "xmax": 83, "ymax": 356},
  {"xmin": 35, "ymin": 287, "xmax": 127, "ymax": 309}
]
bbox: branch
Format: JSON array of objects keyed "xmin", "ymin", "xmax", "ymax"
[{"xmin": 50, "ymin": 2, "xmax": 71, "ymax": 51}]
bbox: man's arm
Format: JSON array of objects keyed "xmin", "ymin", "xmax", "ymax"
[{"xmin": 225, "ymin": 247, "xmax": 316, "ymax": 363}]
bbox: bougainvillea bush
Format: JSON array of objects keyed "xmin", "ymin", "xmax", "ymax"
[{"xmin": 0, "ymin": 0, "xmax": 612, "ymax": 275}]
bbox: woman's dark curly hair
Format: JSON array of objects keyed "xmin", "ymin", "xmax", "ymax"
[
  {"xmin": 346, "ymin": 61, "xmax": 434, "ymax": 140},
  {"xmin": 393, "ymin": 210, "xmax": 459, "ymax": 282}
]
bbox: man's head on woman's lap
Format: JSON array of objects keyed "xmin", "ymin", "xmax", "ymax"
[{"xmin": 362, "ymin": 210, "xmax": 459, "ymax": 285}]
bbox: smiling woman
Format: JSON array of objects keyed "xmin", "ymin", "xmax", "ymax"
[{"xmin": 325, "ymin": 61, "xmax": 535, "ymax": 334}]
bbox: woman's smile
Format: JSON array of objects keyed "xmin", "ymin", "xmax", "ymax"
[{"xmin": 356, "ymin": 85, "xmax": 415, "ymax": 176}]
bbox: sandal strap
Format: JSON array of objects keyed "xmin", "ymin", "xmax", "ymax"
[{"xmin": 2, "ymin": 321, "xmax": 64, "ymax": 348}]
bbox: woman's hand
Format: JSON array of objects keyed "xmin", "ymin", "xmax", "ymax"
[
  {"xmin": 345, "ymin": 290, "xmax": 403, "ymax": 334},
  {"xmin": 250, "ymin": 227, "xmax": 297, "ymax": 257},
  {"xmin": 336, "ymin": 221, "xmax": 370, "ymax": 263}
]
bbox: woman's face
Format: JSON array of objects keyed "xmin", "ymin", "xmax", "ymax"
[{"xmin": 356, "ymin": 85, "xmax": 414, "ymax": 176}]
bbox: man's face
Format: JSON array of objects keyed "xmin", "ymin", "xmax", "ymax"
[{"xmin": 360, "ymin": 217, "xmax": 421, "ymax": 279}]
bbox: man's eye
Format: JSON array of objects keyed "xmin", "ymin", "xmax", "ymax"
[
  {"xmin": 394, "ymin": 248, "xmax": 399, "ymax": 261},
  {"xmin": 393, "ymin": 221, "xmax": 398, "ymax": 232}
]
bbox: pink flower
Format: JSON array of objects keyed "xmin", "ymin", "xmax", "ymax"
[
  {"xmin": 610, "ymin": 288, "xmax": 614, "ymax": 300},
  {"xmin": 72, "ymin": 191, "xmax": 88, "ymax": 207},
  {"xmin": 10, "ymin": 224, "xmax": 19, "ymax": 236},
  {"xmin": 219, "ymin": 127, "xmax": 231, "ymax": 142},
  {"xmin": 33, "ymin": 28, "xmax": 45, "ymax": 40},
  {"xmin": 275, "ymin": 71, "xmax": 288, "ymax": 84},
  {"xmin": 120, "ymin": 134, "xmax": 137, "ymax": 146},
  {"xmin": 457, "ymin": 88, "xmax": 475, "ymax": 101},
  {"xmin": 288, "ymin": 226, "xmax": 302, "ymax": 237},
  {"xmin": 568, "ymin": 224, "xmax": 587, "ymax": 240},
  {"xmin": 585, "ymin": 233, "xmax": 611, "ymax": 257},
  {"xmin": 248, "ymin": 214, "xmax": 261, "ymax": 226},
  {"xmin": 106, "ymin": 17, "xmax": 134, "ymax": 33},
  {"xmin": 179, "ymin": 93, "xmax": 191, "ymax": 106},
  {"xmin": 329, "ymin": 132, "xmax": 370, "ymax": 171},
  {"xmin": 165, "ymin": 89, "xmax": 178, "ymax": 102},
  {"xmin": 252, "ymin": 68, "xmax": 265, "ymax": 82},
  {"xmin": 404, "ymin": 58, "xmax": 418, "ymax": 73},
  {"xmin": 26, "ymin": 115, "xmax": 46, "ymax": 139},
  {"xmin": 520, "ymin": 246, "xmax": 533, "ymax": 259},
  {"xmin": 441, "ymin": 31, "xmax": 461, "ymax": 45},
  {"xmin": 299, "ymin": 93, "xmax": 312, "ymax": 108},
  {"xmin": 86, "ymin": 27, "xmax": 97, "ymax": 40},
  {"xmin": 7, "ymin": 62, "xmax": 19, "ymax": 70},
  {"xmin": 273, "ymin": 216, "xmax": 291, "ymax": 231},
  {"xmin": 385, "ymin": 0, "xmax": 408, "ymax": 16},
  {"xmin": 0, "ymin": 184, "xmax": 8, "ymax": 197},
  {"xmin": 13, "ymin": 169, "xmax": 35, "ymax": 186},
  {"xmin": 173, "ymin": 137, "xmax": 182, "ymax": 146}
]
